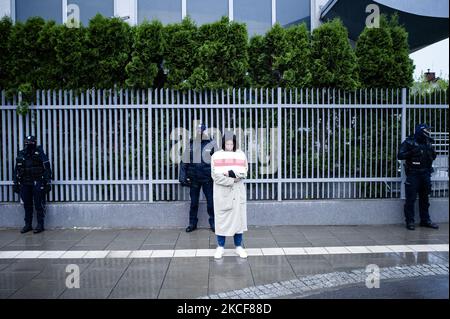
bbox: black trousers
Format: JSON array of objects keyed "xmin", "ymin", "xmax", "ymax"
[
  {"xmin": 189, "ymin": 180, "xmax": 214, "ymax": 228},
  {"xmin": 404, "ymin": 172, "xmax": 432, "ymax": 224},
  {"xmin": 20, "ymin": 181, "xmax": 46, "ymax": 227}
]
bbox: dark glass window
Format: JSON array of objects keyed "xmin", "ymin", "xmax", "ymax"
[
  {"xmin": 15, "ymin": 0, "xmax": 62, "ymax": 23},
  {"xmin": 276, "ymin": 0, "xmax": 310, "ymax": 29},
  {"xmin": 187, "ymin": 0, "xmax": 228, "ymax": 25},
  {"xmin": 67, "ymin": 0, "xmax": 114, "ymax": 26},
  {"xmin": 138, "ymin": 0, "xmax": 182, "ymax": 24},
  {"xmin": 234, "ymin": 0, "xmax": 272, "ymax": 36}
]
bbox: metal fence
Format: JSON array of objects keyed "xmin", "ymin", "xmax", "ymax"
[{"xmin": 0, "ymin": 88, "xmax": 448, "ymax": 202}]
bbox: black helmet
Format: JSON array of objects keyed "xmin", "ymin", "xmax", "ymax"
[
  {"xmin": 414, "ymin": 123, "xmax": 431, "ymax": 142},
  {"xmin": 24, "ymin": 135, "xmax": 37, "ymax": 146},
  {"xmin": 24, "ymin": 135, "xmax": 37, "ymax": 152}
]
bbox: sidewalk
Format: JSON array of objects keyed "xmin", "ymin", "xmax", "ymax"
[{"xmin": 0, "ymin": 224, "xmax": 448, "ymax": 299}]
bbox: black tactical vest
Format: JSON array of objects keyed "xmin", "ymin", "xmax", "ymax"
[
  {"xmin": 404, "ymin": 138, "xmax": 435, "ymax": 173},
  {"xmin": 16, "ymin": 149, "xmax": 46, "ymax": 184}
]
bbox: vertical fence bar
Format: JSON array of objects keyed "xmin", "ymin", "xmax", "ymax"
[
  {"xmin": 12, "ymin": 95, "xmax": 18, "ymax": 201},
  {"xmin": 311, "ymin": 90, "xmax": 315, "ymax": 198},
  {"xmin": 306, "ymin": 89, "xmax": 309, "ymax": 198},
  {"xmin": 359, "ymin": 90, "xmax": 363, "ymax": 198},
  {"xmin": 51, "ymin": 91, "xmax": 57, "ymax": 201},
  {"xmin": 277, "ymin": 87, "xmax": 282, "ymax": 201},
  {"xmin": 301, "ymin": 89, "xmax": 304, "ymax": 198},
  {"xmin": 81, "ymin": 92, "xmax": 86, "ymax": 201},
  {"xmin": 280, "ymin": 89, "xmax": 288, "ymax": 199},
  {"xmin": 327, "ymin": 89, "xmax": 331, "ymax": 199},
  {"xmin": 63, "ymin": 91, "xmax": 69, "ymax": 201},
  {"xmin": 75, "ymin": 93, "xmax": 80, "ymax": 201},
  {"xmin": 125, "ymin": 89, "xmax": 130, "ymax": 200},
  {"xmin": 136, "ymin": 91, "xmax": 141, "ymax": 201},
  {"xmin": 108, "ymin": 90, "xmax": 113, "ymax": 201},
  {"xmin": 148, "ymin": 89, "xmax": 153, "ymax": 202},
  {"xmin": 86, "ymin": 90, "xmax": 91, "ymax": 201},
  {"xmin": 171, "ymin": 90, "xmax": 175, "ymax": 200},
  {"xmin": 46, "ymin": 91, "xmax": 53, "ymax": 201},
  {"xmin": 119, "ymin": 90, "xmax": 124, "ymax": 200},
  {"xmin": 1, "ymin": 93, "xmax": 7, "ymax": 201},
  {"xmin": 400, "ymin": 88, "xmax": 407, "ymax": 199},
  {"xmin": 131, "ymin": 90, "xmax": 135, "ymax": 201},
  {"xmin": 97, "ymin": 90, "xmax": 102, "ymax": 201},
  {"xmin": 142, "ymin": 90, "xmax": 146, "ymax": 201},
  {"xmin": 114, "ymin": 90, "xmax": 118, "ymax": 201},
  {"xmin": 155, "ymin": 90, "xmax": 160, "ymax": 201},
  {"xmin": 249, "ymin": 92, "xmax": 253, "ymax": 200}
]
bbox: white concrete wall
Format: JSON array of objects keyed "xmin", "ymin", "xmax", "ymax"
[
  {"xmin": 311, "ymin": 0, "xmax": 329, "ymax": 30},
  {"xmin": 114, "ymin": 0, "xmax": 136, "ymax": 25},
  {"xmin": 1, "ymin": 199, "xmax": 448, "ymax": 228},
  {"xmin": 0, "ymin": 0, "xmax": 11, "ymax": 18}
]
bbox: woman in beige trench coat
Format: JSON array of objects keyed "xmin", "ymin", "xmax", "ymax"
[{"xmin": 211, "ymin": 132, "xmax": 248, "ymax": 259}]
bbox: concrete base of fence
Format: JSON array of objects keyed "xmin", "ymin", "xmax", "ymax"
[{"xmin": 0, "ymin": 199, "xmax": 448, "ymax": 229}]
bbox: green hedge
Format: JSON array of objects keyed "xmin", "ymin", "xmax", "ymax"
[{"xmin": 0, "ymin": 14, "xmax": 415, "ymax": 103}]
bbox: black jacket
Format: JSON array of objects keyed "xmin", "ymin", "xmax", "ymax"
[
  {"xmin": 13, "ymin": 145, "xmax": 52, "ymax": 185},
  {"xmin": 179, "ymin": 138, "xmax": 217, "ymax": 185},
  {"xmin": 398, "ymin": 136, "xmax": 436, "ymax": 174}
]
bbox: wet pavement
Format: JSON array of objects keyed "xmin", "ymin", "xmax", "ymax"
[{"xmin": 0, "ymin": 224, "xmax": 448, "ymax": 299}]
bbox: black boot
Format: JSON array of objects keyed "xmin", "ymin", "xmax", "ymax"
[
  {"xmin": 419, "ymin": 221, "xmax": 439, "ymax": 229},
  {"xmin": 20, "ymin": 224, "xmax": 33, "ymax": 234},
  {"xmin": 185, "ymin": 224, "xmax": 197, "ymax": 233},
  {"xmin": 406, "ymin": 223, "xmax": 415, "ymax": 231},
  {"xmin": 33, "ymin": 223, "xmax": 44, "ymax": 234}
]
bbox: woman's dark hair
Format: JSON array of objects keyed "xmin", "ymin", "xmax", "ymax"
[{"xmin": 222, "ymin": 131, "xmax": 237, "ymax": 152}]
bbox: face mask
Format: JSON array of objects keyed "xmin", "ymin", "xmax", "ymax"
[
  {"xmin": 25, "ymin": 143, "xmax": 36, "ymax": 153},
  {"xmin": 415, "ymin": 130, "xmax": 430, "ymax": 143}
]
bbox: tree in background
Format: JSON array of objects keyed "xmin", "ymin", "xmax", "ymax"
[
  {"xmin": 163, "ymin": 17, "xmax": 199, "ymax": 89},
  {"xmin": 388, "ymin": 14, "xmax": 414, "ymax": 88},
  {"xmin": 356, "ymin": 14, "xmax": 414, "ymax": 88},
  {"xmin": 247, "ymin": 35, "xmax": 266, "ymax": 87},
  {"xmin": 4, "ymin": 17, "xmax": 58, "ymax": 113},
  {"xmin": 0, "ymin": 14, "xmax": 418, "ymax": 97},
  {"xmin": 282, "ymin": 23, "xmax": 311, "ymax": 88},
  {"xmin": 0, "ymin": 17, "xmax": 13, "ymax": 90},
  {"xmin": 34, "ymin": 20, "xmax": 60, "ymax": 89},
  {"xmin": 310, "ymin": 18, "xmax": 359, "ymax": 90},
  {"xmin": 248, "ymin": 23, "xmax": 311, "ymax": 88},
  {"xmin": 85, "ymin": 14, "xmax": 132, "ymax": 89},
  {"xmin": 54, "ymin": 24, "xmax": 88, "ymax": 89},
  {"xmin": 126, "ymin": 20, "xmax": 165, "ymax": 89},
  {"xmin": 6, "ymin": 17, "xmax": 47, "ymax": 91},
  {"xmin": 185, "ymin": 16, "xmax": 248, "ymax": 89}
]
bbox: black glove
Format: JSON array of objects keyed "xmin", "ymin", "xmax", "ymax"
[
  {"xmin": 13, "ymin": 183, "xmax": 21, "ymax": 194},
  {"xmin": 228, "ymin": 170, "xmax": 237, "ymax": 178},
  {"xmin": 44, "ymin": 182, "xmax": 52, "ymax": 194},
  {"xmin": 40, "ymin": 181, "xmax": 51, "ymax": 194}
]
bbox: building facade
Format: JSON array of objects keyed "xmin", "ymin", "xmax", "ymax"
[
  {"xmin": 0, "ymin": 0, "xmax": 328, "ymax": 36},
  {"xmin": 0, "ymin": 0, "xmax": 447, "ymax": 50}
]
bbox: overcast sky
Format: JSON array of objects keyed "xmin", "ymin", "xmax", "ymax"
[{"xmin": 410, "ymin": 38, "xmax": 449, "ymax": 80}]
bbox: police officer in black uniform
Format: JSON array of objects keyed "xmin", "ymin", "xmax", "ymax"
[
  {"xmin": 13, "ymin": 136, "xmax": 52, "ymax": 234},
  {"xmin": 179, "ymin": 123, "xmax": 218, "ymax": 232},
  {"xmin": 398, "ymin": 124, "xmax": 439, "ymax": 231}
]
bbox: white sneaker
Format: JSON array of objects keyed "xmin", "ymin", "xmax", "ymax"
[
  {"xmin": 214, "ymin": 246, "xmax": 225, "ymax": 259},
  {"xmin": 235, "ymin": 246, "xmax": 248, "ymax": 259}
]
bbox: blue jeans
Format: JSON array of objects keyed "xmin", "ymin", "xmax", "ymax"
[{"xmin": 217, "ymin": 233, "xmax": 243, "ymax": 247}]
